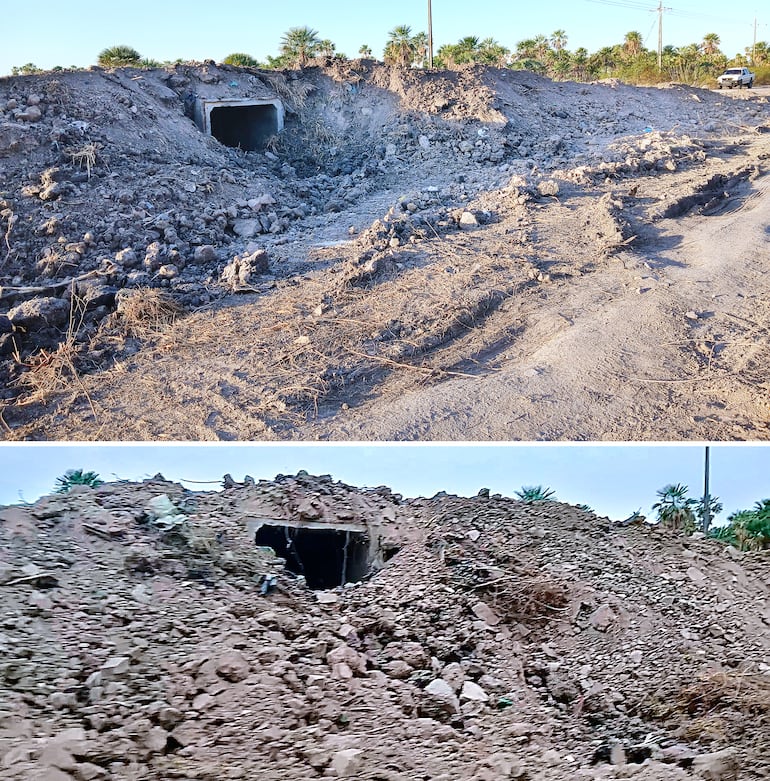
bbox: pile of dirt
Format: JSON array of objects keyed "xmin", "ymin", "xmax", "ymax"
[
  {"xmin": 1, "ymin": 62, "xmax": 769, "ymax": 439},
  {"xmin": 1, "ymin": 473, "xmax": 768, "ymax": 780}
]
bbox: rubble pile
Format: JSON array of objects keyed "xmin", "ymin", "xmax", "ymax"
[
  {"xmin": 0, "ymin": 473, "xmax": 767, "ymax": 780},
  {"xmin": 1, "ymin": 62, "xmax": 767, "ymax": 369}
]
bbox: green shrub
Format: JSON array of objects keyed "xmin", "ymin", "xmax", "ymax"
[
  {"xmin": 223, "ymin": 53, "xmax": 258, "ymax": 67},
  {"xmin": 97, "ymin": 45, "xmax": 142, "ymax": 67}
]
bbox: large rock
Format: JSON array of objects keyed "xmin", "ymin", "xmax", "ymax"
[
  {"xmin": 8, "ymin": 297, "xmax": 70, "ymax": 329},
  {"xmin": 691, "ymin": 748, "xmax": 739, "ymax": 781},
  {"xmin": 421, "ymin": 678, "xmax": 461, "ymax": 720},
  {"xmin": 220, "ymin": 249, "xmax": 269, "ymax": 291},
  {"xmin": 215, "ymin": 649, "xmax": 250, "ymax": 682}
]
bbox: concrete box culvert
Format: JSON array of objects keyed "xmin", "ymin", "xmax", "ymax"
[
  {"xmin": 194, "ymin": 98, "xmax": 284, "ymax": 151},
  {"xmin": 248, "ymin": 518, "xmax": 379, "ymax": 590}
]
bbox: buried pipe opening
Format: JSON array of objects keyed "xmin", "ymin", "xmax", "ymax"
[
  {"xmin": 254, "ymin": 523, "xmax": 371, "ymax": 590},
  {"xmin": 195, "ymin": 99, "xmax": 285, "ymax": 151}
]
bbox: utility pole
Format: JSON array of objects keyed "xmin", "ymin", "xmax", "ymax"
[
  {"xmin": 753, "ymin": 17, "xmax": 758, "ymax": 65},
  {"xmin": 657, "ymin": 1, "xmax": 664, "ymax": 71},
  {"xmin": 702, "ymin": 446, "xmax": 711, "ymax": 533},
  {"xmin": 427, "ymin": 0, "xmax": 434, "ymax": 69}
]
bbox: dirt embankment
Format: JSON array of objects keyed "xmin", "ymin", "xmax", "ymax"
[
  {"xmin": 0, "ymin": 473, "xmax": 768, "ymax": 780},
  {"xmin": 1, "ymin": 62, "xmax": 769, "ymax": 440}
]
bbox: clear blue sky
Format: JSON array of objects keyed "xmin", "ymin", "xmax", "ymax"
[
  {"xmin": 2, "ymin": 1, "xmax": 765, "ymax": 75},
  {"xmin": 1, "ymin": 443, "xmax": 769, "ymax": 523}
]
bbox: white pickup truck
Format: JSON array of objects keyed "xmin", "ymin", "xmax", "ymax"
[{"xmin": 717, "ymin": 67, "xmax": 755, "ymax": 89}]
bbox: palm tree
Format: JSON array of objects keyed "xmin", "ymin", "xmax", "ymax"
[
  {"xmin": 652, "ymin": 484, "xmax": 697, "ymax": 531},
  {"xmin": 479, "ymin": 38, "xmax": 510, "ymax": 67},
  {"xmin": 515, "ymin": 485, "xmax": 556, "ymax": 503},
  {"xmin": 280, "ymin": 26, "xmax": 321, "ymax": 68},
  {"xmin": 701, "ymin": 33, "xmax": 721, "ymax": 56},
  {"xmin": 412, "ymin": 31, "xmax": 429, "ymax": 66},
  {"xmin": 319, "ymin": 39, "xmax": 336, "ymax": 58},
  {"xmin": 97, "ymin": 45, "xmax": 142, "ymax": 67},
  {"xmin": 384, "ymin": 25, "xmax": 416, "ymax": 67},
  {"xmin": 623, "ymin": 31, "xmax": 643, "ymax": 57},
  {"xmin": 55, "ymin": 469, "xmax": 104, "ymax": 493},
  {"xmin": 533, "ymin": 34, "xmax": 550, "ymax": 59},
  {"xmin": 516, "ymin": 38, "xmax": 538, "ymax": 60},
  {"xmin": 551, "ymin": 30, "xmax": 568, "ymax": 52},
  {"xmin": 359, "ymin": 44, "xmax": 373, "ymax": 57}
]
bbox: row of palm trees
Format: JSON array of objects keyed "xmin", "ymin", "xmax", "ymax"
[
  {"xmin": 12, "ymin": 26, "xmax": 767, "ymax": 84},
  {"xmin": 244, "ymin": 25, "xmax": 769, "ymax": 85}
]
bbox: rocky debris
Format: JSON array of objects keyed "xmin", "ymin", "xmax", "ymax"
[
  {"xmin": 3, "ymin": 472, "xmax": 764, "ymax": 779},
  {"xmin": 219, "ymin": 247, "xmax": 270, "ymax": 291},
  {"xmin": 1, "ymin": 60, "xmax": 767, "ymax": 396}
]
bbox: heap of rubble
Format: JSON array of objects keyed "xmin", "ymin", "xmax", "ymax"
[{"xmin": 0, "ymin": 473, "xmax": 767, "ymax": 780}]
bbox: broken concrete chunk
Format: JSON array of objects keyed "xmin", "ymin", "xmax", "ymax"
[
  {"xmin": 471, "ymin": 601, "xmax": 501, "ymax": 626},
  {"xmin": 220, "ymin": 248, "xmax": 269, "ymax": 291}
]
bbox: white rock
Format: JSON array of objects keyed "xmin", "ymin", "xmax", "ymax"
[
  {"xmin": 331, "ymin": 748, "xmax": 363, "ymax": 777},
  {"xmin": 460, "ymin": 680, "xmax": 488, "ymax": 702}
]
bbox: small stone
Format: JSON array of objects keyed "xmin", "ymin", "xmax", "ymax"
[
  {"xmin": 588, "ymin": 604, "xmax": 616, "ymax": 632},
  {"xmin": 143, "ymin": 726, "xmax": 169, "ymax": 753},
  {"xmin": 537, "ymin": 180, "xmax": 560, "ymax": 197},
  {"xmin": 471, "ymin": 601, "xmax": 501, "ymax": 626},
  {"xmin": 193, "ymin": 245, "xmax": 218, "ymax": 263},
  {"xmin": 610, "ymin": 742, "xmax": 627, "ymax": 766},
  {"xmin": 441, "ymin": 662, "xmax": 465, "ymax": 692},
  {"xmin": 330, "ymin": 748, "xmax": 363, "ymax": 778},
  {"xmin": 459, "ymin": 211, "xmax": 478, "ymax": 228},
  {"xmin": 115, "ymin": 247, "xmax": 139, "ymax": 268},
  {"xmin": 192, "ymin": 692, "xmax": 215, "ymax": 710},
  {"xmin": 18, "ymin": 105, "xmax": 43, "ymax": 122},
  {"xmin": 691, "ymin": 748, "xmax": 739, "ymax": 781},
  {"xmin": 100, "ymin": 656, "xmax": 130, "ymax": 676},
  {"xmin": 423, "ymin": 678, "xmax": 461, "ymax": 717},
  {"xmin": 685, "ymin": 310, "xmax": 699, "ymax": 321},
  {"xmin": 8, "ymin": 297, "xmax": 70, "ymax": 329},
  {"xmin": 418, "ymin": 135, "xmax": 430, "ymax": 150},
  {"xmin": 157, "ymin": 263, "xmax": 179, "ymax": 279},
  {"xmin": 460, "ymin": 680, "xmax": 488, "ymax": 702}
]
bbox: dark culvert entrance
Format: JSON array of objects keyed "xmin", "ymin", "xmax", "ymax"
[
  {"xmin": 209, "ymin": 103, "xmax": 279, "ymax": 151},
  {"xmin": 253, "ymin": 523, "xmax": 371, "ymax": 590}
]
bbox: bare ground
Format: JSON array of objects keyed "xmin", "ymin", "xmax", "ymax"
[{"xmin": 1, "ymin": 64, "xmax": 769, "ymax": 440}]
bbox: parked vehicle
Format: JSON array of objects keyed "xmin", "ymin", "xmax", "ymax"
[{"xmin": 717, "ymin": 67, "xmax": 755, "ymax": 89}]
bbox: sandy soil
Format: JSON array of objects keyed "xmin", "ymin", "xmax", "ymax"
[{"xmin": 1, "ymin": 63, "xmax": 769, "ymax": 440}]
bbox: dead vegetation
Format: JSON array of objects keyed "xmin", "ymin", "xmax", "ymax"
[{"xmin": 111, "ymin": 288, "xmax": 186, "ymax": 340}]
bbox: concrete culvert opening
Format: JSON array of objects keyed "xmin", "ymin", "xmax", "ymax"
[
  {"xmin": 253, "ymin": 523, "xmax": 371, "ymax": 590},
  {"xmin": 196, "ymin": 99, "xmax": 285, "ymax": 151}
]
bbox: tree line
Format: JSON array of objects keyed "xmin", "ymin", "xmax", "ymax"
[{"xmin": 9, "ymin": 26, "xmax": 770, "ymax": 86}]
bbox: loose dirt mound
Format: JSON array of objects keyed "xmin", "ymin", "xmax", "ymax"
[
  {"xmin": 1, "ymin": 63, "xmax": 769, "ymax": 439},
  {"xmin": 1, "ymin": 473, "xmax": 768, "ymax": 780}
]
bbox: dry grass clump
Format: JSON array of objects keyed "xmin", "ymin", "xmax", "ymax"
[
  {"xmin": 66, "ymin": 143, "xmax": 99, "ymax": 179},
  {"xmin": 12, "ymin": 291, "xmax": 98, "ymax": 417},
  {"xmin": 264, "ymin": 73, "xmax": 315, "ymax": 111},
  {"xmin": 477, "ymin": 572, "xmax": 571, "ymax": 624},
  {"xmin": 679, "ymin": 670, "xmax": 770, "ymax": 717},
  {"xmin": 114, "ymin": 289, "xmax": 186, "ymax": 339}
]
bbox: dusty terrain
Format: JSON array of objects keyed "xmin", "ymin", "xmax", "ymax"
[
  {"xmin": 1, "ymin": 61, "xmax": 769, "ymax": 440},
  {"xmin": 0, "ymin": 472, "xmax": 768, "ymax": 780}
]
